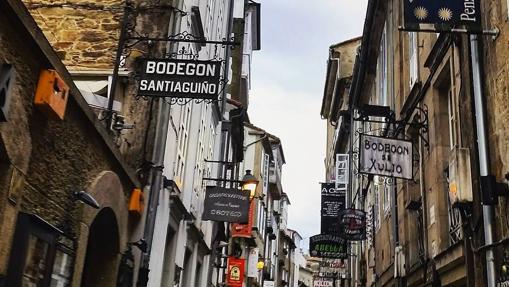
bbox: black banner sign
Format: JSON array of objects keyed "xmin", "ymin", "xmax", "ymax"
[
  {"xmin": 202, "ymin": 187, "xmax": 250, "ymax": 223},
  {"xmin": 309, "ymin": 234, "xmax": 348, "ymax": 259},
  {"xmin": 339, "ymin": 209, "xmax": 367, "ymax": 241},
  {"xmin": 321, "ymin": 183, "xmax": 345, "ymax": 235},
  {"xmin": 138, "ymin": 58, "xmax": 222, "ymax": 99},
  {"xmin": 403, "ymin": 0, "xmax": 481, "ymax": 32}
]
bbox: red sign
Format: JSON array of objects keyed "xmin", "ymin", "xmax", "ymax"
[
  {"xmin": 227, "ymin": 257, "xmax": 245, "ymax": 287},
  {"xmin": 231, "ymin": 200, "xmax": 255, "ymax": 238}
]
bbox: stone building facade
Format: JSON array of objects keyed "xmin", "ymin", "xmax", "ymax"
[
  {"xmin": 0, "ymin": 0, "xmax": 138, "ymax": 286},
  {"xmin": 322, "ymin": 0, "xmax": 509, "ymax": 286}
]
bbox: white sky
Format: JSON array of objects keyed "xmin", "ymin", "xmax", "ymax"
[{"xmin": 248, "ymin": 0, "xmax": 368, "ymax": 249}]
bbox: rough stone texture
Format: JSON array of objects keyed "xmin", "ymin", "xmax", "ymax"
[
  {"xmin": 21, "ymin": 0, "xmax": 177, "ymax": 175},
  {"xmin": 0, "ymin": 2, "xmax": 133, "ymax": 284},
  {"xmin": 22, "ymin": 0, "xmax": 123, "ymax": 70},
  {"xmin": 483, "ymin": 0, "xmax": 509, "ymax": 248}
]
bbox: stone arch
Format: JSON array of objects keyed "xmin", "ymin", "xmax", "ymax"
[
  {"xmin": 72, "ymin": 171, "xmax": 129, "ymax": 287},
  {"xmin": 81, "ymin": 207, "xmax": 120, "ymax": 287},
  {"xmin": 82, "ymin": 171, "xmax": 128, "ymax": 248}
]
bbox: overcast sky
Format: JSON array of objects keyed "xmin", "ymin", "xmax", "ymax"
[{"xmin": 248, "ymin": 0, "xmax": 368, "ymax": 250}]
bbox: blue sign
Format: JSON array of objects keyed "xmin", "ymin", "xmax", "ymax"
[{"xmin": 404, "ymin": 0, "xmax": 481, "ymax": 32}]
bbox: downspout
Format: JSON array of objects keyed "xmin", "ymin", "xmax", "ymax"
[{"xmin": 470, "ymin": 34, "xmax": 496, "ymax": 287}]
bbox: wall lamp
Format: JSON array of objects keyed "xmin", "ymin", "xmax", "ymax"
[
  {"xmin": 242, "ymin": 170, "xmax": 259, "ymax": 199},
  {"xmin": 73, "ymin": 191, "xmax": 100, "ymax": 209}
]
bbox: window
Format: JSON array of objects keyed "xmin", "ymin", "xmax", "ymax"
[
  {"xmin": 374, "ymin": 185, "xmax": 380, "ymax": 231},
  {"xmin": 447, "ymin": 88, "xmax": 457, "ymax": 149},
  {"xmin": 377, "ymin": 24, "xmax": 388, "ymax": 106},
  {"xmin": 175, "ymin": 103, "xmax": 192, "ymax": 186},
  {"xmin": 7, "ymin": 213, "xmax": 74, "ymax": 287},
  {"xmin": 409, "ymin": 32, "xmax": 419, "ymax": 87},
  {"xmin": 383, "ymin": 183, "xmax": 391, "ymax": 215}
]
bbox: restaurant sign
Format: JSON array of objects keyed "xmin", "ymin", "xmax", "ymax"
[
  {"xmin": 309, "ymin": 234, "xmax": 347, "ymax": 259},
  {"xmin": 339, "ymin": 209, "xmax": 367, "ymax": 241},
  {"xmin": 321, "ymin": 183, "xmax": 345, "ymax": 235},
  {"xmin": 202, "ymin": 187, "xmax": 250, "ymax": 223},
  {"xmin": 138, "ymin": 58, "xmax": 222, "ymax": 99},
  {"xmin": 359, "ymin": 134, "xmax": 413, "ymax": 180}
]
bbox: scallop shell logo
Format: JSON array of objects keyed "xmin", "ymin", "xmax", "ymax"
[
  {"xmin": 438, "ymin": 7, "xmax": 453, "ymax": 21},
  {"xmin": 414, "ymin": 6, "xmax": 428, "ymax": 20}
]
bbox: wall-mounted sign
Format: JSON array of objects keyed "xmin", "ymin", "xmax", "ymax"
[
  {"xmin": 231, "ymin": 200, "xmax": 255, "ymax": 238},
  {"xmin": 313, "ymin": 277, "xmax": 334, "ymax": 287},
  {"xmin": 321, "ymin": 183, "xmax": 345, "ymax": 235},
  {"xmin": 227, "ymin": 257, "xmax": 245, "ymax": 287},
  {"xmin": 359, "ymin": 134, "xmax": 413, "ymax": 180},
  {"xmin": 263, "ymin": 281, "xmax": 275, "ymax": 287},
  {"xmin": 138, "ymin": 58, "xmax": 222, "ymax": 99},
  {"xmin": 202, "ymin": 187, "xmax": 250, "ymax": 223},
  {"xmin": 309, "ymin": 234, "xmax": 347, "ymax": 259},
  {"xmin": 339, "ymin": 209, "xmax": 367, "ymax": 241},
  {"xmin": 403, "ymin": 0, "xmax": 481, "ymax": 32}
]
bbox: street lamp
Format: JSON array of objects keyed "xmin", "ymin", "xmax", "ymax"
[{"xmin": 242, "ymin": 170, "xmax": 259, "ymax": 199}]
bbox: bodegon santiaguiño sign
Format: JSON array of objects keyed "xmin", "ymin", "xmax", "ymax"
[
  {"xmin": 309, "ymin": 234, "xmax": 347, "ymax": 259},
  {"xmin": 138, "ymin": 58, "xmax": 222, "ymax": 99},
  {"xmin": 321, "ymin": 183, "xmax": 345, "ymax": 235},
  {"xmin": 339, "ymin": 209, "xmax": 367, "ymax": 241},
  {"xmin": 404, "ymin": 0, "xmax": 481, "ymax": 32},
  {"xmin": 202, "ymin": 187, "xmax": 250, "ymax": 223},
  {"xmin": 359, "ymin": 134, "xmax": 413, "ymax": 180}
]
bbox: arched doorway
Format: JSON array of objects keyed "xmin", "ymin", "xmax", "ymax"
[{"xmin": 81, "ymin": 208, "xmax": 120, "ymax": 287}]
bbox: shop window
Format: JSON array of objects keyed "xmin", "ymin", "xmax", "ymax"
[{"xmin": 6, "ymin": 213, "xmax": 74, "ymax": 287}]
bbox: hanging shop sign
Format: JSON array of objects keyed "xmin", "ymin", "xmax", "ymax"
[
  {"xmin": 247, "ymin": 248, "xmax": 259, "ymax": 278},
  {"xmin": 138, "ymin": 58, "xmax": 222, "ymax": 99},
  {"xmin": 319, "ymin": 259, "xmax": 346, "ymax": 278},
  {"xmin": 231, "ymin": 200, "xmax": 256, "ymax": 238},
  {"xmin": 359, "ymin": 134, "xmax": 413, "ymax": 180},
  {"xmin": 403, "ymin": 0, "xmax": 481, "ymax": 32},
  {"xmin": 339, "ymin": 209, "xmax": 367, "ymax": 241},
  {"xmin": 321, "ymin": 183, "xmax": 346, "ymax": 235},
  {"xmin": 226, "ymin": 257, "xmax": 245, "ymax": 287},
  {"xmin": 202, "ymin": 187, "xmax": 250, "ymax": 223},
  {"xmin": 309, "ymin": 234, "xmax": 348, "ymax": 259},
  {"xmin": 313, "ymin": 277, "xmax": 334, "ymax": 287}
]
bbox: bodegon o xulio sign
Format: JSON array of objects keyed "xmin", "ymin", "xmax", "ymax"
[
  {"xmin": 138, "ymin": 58, "xmax": 222, "ymax": 100},
  {"xmin": 359, "ymin": 134, "xmax": 413, "ymax": 180}
]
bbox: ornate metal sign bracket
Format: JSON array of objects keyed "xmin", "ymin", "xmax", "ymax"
[{"xmin": 104, "ymin": 1, "xmax": 239, "ymax": 123}]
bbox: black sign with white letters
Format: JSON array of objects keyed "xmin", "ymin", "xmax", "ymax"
[
  {"xmin": 321, "ymin": 183, "xmax": 346, "ymax": 235},
  {"xmin": 202, "ymin": 187, "xmax": 250, "ymax": 223},
  {"xmin": 138, "ymin": 58, "xmax": 222, "ymax": 99}
]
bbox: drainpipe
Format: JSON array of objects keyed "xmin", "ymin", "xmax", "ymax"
[{"xmin": 470, "ymin": 34, "xmax": 496, "ymax": 287}]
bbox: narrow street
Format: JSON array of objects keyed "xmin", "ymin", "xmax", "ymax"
[{"xmin": 0, "ymin": 0, "xmax": 508, "ymax": 286}]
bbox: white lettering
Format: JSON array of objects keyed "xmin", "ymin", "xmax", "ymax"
[{"xmin": 146, "ymin": 61, "xmax": 156, "ymax": 74}]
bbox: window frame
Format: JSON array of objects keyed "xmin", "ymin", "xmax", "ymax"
[{"xmin": 6, "ymin": 213, "xmax": 73, "ymax": 287}]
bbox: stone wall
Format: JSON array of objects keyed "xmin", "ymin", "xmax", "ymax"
[
  {"xmin": 483, "ymin": 0, "xmax": 509, "ymax": 242},
  {"xmin": 23, "ymin": 0, "xmax": 123, "ymax": 70},
  {"xmin": 0, "ymin": 2, "xmax": 133, "ymax": 281}
]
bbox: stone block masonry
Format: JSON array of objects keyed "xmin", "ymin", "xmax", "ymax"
[{"xmin": 22, "ymin": 0, "xmax": 123, "ymax": 70}]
